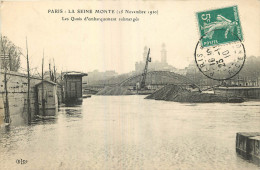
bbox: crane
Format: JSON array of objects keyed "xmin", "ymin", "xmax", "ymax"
[{"xmin": 139, "ymin": 48, "xmax": 151, "ymax": 90}]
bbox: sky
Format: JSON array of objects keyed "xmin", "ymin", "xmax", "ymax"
[{"xmin": 1, "ymin": 0, "xmax": 259, "ymax": 74}]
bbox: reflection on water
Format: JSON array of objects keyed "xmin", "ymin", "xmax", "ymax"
[
  {"xmin": 32, "ymin": 117, "xmax": 57, "ymax": 125},
  {"xmin": 0, "ymin": 95, "xmax": 260, "ymax": 170},
  {"xmin": 64, "ymin": 100, "xmax": 83, "ymax": 107}
]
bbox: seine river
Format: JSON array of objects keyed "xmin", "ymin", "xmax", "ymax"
[{"xmin": 0, "ymin": 95, "xmax": 260, "ymax": 170}]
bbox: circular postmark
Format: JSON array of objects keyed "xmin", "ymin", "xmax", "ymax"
[{"xmin": 194, "ymin": 29, "xmax": 246, "ymax": 80}]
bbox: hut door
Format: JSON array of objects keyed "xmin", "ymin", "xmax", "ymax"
[
  {"xmin": 70, "ymin": 82, "xmax": 76, "ymax": 98},
  {"xmin": 76, "ymin": 82, "xmax": 81, "ymax": 98},
  {"xmin": 38, "ymin": 87, "xmax": 47, "ymax": 110}
]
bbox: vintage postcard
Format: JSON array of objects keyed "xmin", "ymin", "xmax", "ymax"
[{"xmin": 0, "ymin": 0, "xmax": 260, "ymax": 169}]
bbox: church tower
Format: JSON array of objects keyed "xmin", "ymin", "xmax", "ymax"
[{"xmin": 161, "ymin": 43, "xmax": 167, "ymax": 64}]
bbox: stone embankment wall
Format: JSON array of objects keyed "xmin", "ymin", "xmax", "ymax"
[
  {"xmin": 214, "ymin": 87, "xmax": 260, "ymax": 99},
  {"xmin": 236, "ymin": 132, "xmax": 260, "ymax": 166},
  {"xmin": 0, "ymin": 71, "xmax": 59, "ymax": 126}
]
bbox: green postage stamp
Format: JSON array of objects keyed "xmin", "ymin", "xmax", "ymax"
[{"xmin": 197, "ymin": 6, "xmax": 243, "ymax": 47}]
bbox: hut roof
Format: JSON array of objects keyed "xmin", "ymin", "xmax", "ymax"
[
  {"xmin": 63, "ymin": 71, "xmax": 88, "ymax": 77},
  {"xmin": 35, "ymin": 80, "xmax": 56, "ymax": 87}
]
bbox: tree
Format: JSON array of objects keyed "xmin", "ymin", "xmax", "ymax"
[
  {"xmin": 238, "ymin": 56, "xmax": 260, "ymax": 86},
  {"xmin": 0, "ymin": 35, "xmax": 21, "ymax": 71}
]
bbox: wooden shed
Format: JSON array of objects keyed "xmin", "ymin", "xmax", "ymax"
[
  {"xmin": 35, "ymin": 80, "xmax": 58, "ymax": 116},
  {"xmin": 63, "ymin": 71, "xmax": 88, "ymax": 102}
]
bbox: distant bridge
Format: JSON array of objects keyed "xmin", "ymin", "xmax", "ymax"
[
  {"xmin": 84, "ymin": 71, "xmax": 198, "ymax": 93},
  {"xmin": 83, "ymin": 85, "xmax": 105, "ymax": 94},
  {"xmin": 119, "ymin": 71, "xmax": 194, "ymax": 86}
]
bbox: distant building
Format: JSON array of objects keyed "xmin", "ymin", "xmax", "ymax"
[
  {"xmin": 225, "ymin": 75, "xmax": 260, "ymax": 87},
  {"xmin": 135, "ymin": 44, "xmax": 176, "ymax": 73},
  {"xmin": 63, "ymin": 71, "xmax": 88, "ymax": 102}
]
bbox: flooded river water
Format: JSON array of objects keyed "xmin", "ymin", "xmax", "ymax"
[{"xmin": 1, "ymin": 95, "xmax": 260, "ymax": 170}]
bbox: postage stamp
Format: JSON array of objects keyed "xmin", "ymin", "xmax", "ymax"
[{"xmin": 196, "ymin": 6, "xmax": 243, "ymax": 47}]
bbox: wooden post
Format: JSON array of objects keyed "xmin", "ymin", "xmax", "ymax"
[
  {"xmin": 61, "ymin": 71, "xmax": 64, "ymax": 103},
  {"xmin": 26, "ymin": 37, "xmax": 31, "ymax": 123},
  {"xmin": 1, "ymin": 36, "xmax": 10, "ymax": 124},
  {"xmin": 3, "ymin": 57, "xmax": 10, "ymax": 124},
  {"xmin": 53, "ymin": 59, "xmax": 56, "ymax": 83},
  {"xmin": 49, "ymin": 62, "xmax": 52, "ymax": 81},
  {"xmin": 42, "ymin": 51, "xmax": 45, "ymax": 116},
  {"xmin": 65, "ymin": 73, "xmax": 68, "ymax": 103},
  {"xmin": 9, "ymin": 52, "xmax": 12, "ymax": 71}
]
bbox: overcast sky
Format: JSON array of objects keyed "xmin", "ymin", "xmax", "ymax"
[{"xmin": 1, "ymin": 0, "xmax": 259, "ymax": 74}]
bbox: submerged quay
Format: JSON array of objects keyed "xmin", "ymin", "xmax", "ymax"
[
  {"xmin": 1, "ymin": 95, "xmax": 260, "ymax": 169},
  {"xmin": 0, "ymin": 70, "xmax": 87, "ymax": 126}
]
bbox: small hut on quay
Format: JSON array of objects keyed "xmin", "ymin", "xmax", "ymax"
[
  {"xmin": 35, "ymin": 80, "xmax": 58, "ymax": 116},
  {"xmin": 63, "ymin": 71, "xmax": 88, "ymax": 103}
]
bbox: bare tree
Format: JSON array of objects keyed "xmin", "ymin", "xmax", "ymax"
[{"xmin": 0, "ymin": 35, "xmax": 21, "ymax": 71}]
